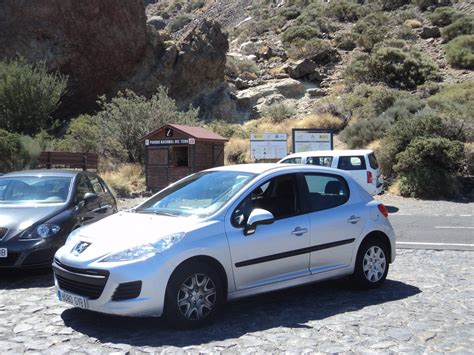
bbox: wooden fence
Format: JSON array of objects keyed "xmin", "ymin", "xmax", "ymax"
[{"xmin": 37, "ymin": 152, "xmax": 98, "ymax": 170}]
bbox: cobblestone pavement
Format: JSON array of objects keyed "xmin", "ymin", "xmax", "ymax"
[{"xmin": 0, "ymin": 250, "xmax": 473, "ymax": 353}]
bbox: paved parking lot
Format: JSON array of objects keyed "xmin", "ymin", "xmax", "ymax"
[{"xmin": 0, "ymin": 249, "xmax": 472, "ymax": 353}]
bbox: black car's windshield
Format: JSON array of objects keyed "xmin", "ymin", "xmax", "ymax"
[
  {"xmin": 137, "ymin": 171, "xmax": 256, "ymax": 217},
  {"xmin": 0, "ymin": 176, "xmax": 72, "ymax": 204}
]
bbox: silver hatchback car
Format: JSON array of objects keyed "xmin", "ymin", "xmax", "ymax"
[{"xmin": 53, "ymin": 164, "xmax": 395, "ymax": 328}]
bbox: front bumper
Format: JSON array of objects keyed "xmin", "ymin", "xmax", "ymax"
[
  {"xmin": 52, "ymin": 254, "xmax": 172, "ymax": 317},
  {"xmin": 0, "ymin": 237, "xmax": 64, "ymax": 268}
]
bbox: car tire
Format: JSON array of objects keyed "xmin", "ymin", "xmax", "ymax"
[
  {"xmin": 164, "ymin": 261, "xmax": 223, "ymax": 329},
  {"xmin": 353, "ymin": 237, "xmax": 389, "ymax": 289}
]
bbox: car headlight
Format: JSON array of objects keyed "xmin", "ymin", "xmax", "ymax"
[
  {"xmin": 20, "ymin": 224, "xmax": 61, "ymax": 240},
  {"xmin": 100, "ymin": 232, "xmax": 185, "ymax": 263}
]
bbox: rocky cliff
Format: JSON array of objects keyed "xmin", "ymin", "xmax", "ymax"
[{"xmin": 0, "ymin": 0, "xmax": 229, "ymax": 118}]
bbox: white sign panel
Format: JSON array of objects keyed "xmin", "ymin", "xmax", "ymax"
[
  {"xmin": 250, "ymin": 133, "xmax": 288, "ymax": 160},
  {"xmin": 292, "ymin": 129, "xmax": 333, "ymax": 153}
]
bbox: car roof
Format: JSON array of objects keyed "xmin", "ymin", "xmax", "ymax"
[
  {"xmin": 208, "ymin": 163, "xmax": 351, "ymax": 177},
  {"xmin": 1, "ymin": 169, "xmax": 84, "ymax": 178},
  {"xmin": 283, "ymin": 149, "xmax": 374, "ymax": 158}
]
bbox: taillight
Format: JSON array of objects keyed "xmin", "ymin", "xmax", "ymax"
[
  {"xmin": 367, "ymin": 171, "xmax": 373, "ymax": 184},
  {"xmin": 378, "ymin": 204, "xmax": 389, "ymax": 218}
]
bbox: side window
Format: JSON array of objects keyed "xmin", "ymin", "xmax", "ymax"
[
  {"xmin": 307, "ymin": 156, "xmax": 333, "ymax": 167},
  {"xmin": 337, "ymin": 156, "xmax": 367, "ymax": 170},
  {"xmin": 88, "ymin": 175, "xmax": 105, "ymax": 194},
  {"xmin": 75, "ymin": 175, "xmax": 94, "ymax": 201},
  {"xmin": 303, "ymin": 173, "xmax": 349, "ymax": 212},
  {"xmin": 281, "ymin": 157, "xmax": 301, "ymax": 164},
  {"xmin": 231, "ymin": 174, "xmax": 299, "ymax": 227},
  {"xmin": 368, "ymin": 153, "xmax": 379, "ymax": 169}
]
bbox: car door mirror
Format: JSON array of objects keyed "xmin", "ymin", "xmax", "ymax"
[
  {"xmin": 244, "ymin": 208, "xmax": 274, "ymax": 236},
  {"xmin": 83, "ymin": 192, "xmax": 98, "ymax": 204}
]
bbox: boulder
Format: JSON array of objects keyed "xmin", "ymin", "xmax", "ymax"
[
  {"xmin": 286, "ymin": 59, "xmax": 317, "ymax": 79},
  {"xmin": 420, "ymin": 26, "xmax": 441, "ymax": 39},
  {"xmin": 147, "ymin": 16, "xmax": 166, "ymax": 30},
  {"xmin": 310, "ymin": 46, "xmax": 341, "ymax": 66},
  {"xmin": 236, "ymin": 78, "xmax": 305, "ymax": 110},
  {"xmin": 240, "ymin": 41, "xmax": 260, "ymax": 56},
  {"xmin": 307, "ymin": 88, "xmax": 328, "ymax": 97}
]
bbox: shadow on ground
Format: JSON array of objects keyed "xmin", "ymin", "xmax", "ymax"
[
  {"xmin": 62, "ymin": 278, "xmax": 420, "ymax": 347},
  {"xmin": 0, "ymin": 268, "xmax": 54, "ymax": 289}
]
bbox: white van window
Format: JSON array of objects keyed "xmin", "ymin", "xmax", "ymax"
[
  {"xmin": 281, "ymin": 157, "xmax": 302, "ymax": 164},
  {"xmin": 338, "ymin": 156, "xmax": 367, "ymax": 170},
  {"xmin": 307, "ymin": 156, "xmax": 332, "ymax": 167},
  {"xmin": 368, "ymin": 153, "xmax": 379, "ymax": 169}
]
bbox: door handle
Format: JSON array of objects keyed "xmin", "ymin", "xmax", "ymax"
[
  {"xmin": 291, "ymin": 227, "xmax": 308, "ymax": 236},
  {"xmin": 348, "ymin": 215, "xmax": 361, "ymax": 224}
]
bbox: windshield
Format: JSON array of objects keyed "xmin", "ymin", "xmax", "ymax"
[
  {"xmin": 0, "ymin": 176, "xmax": 72, "ymax": 204},
  {"xmin": 137, "ymin": 171, "xmax": 256, "ymax": 217}
]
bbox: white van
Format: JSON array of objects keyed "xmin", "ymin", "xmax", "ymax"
[{"xmin": 278, "ymin": 149, "xmax": 383, "ymax": 195}]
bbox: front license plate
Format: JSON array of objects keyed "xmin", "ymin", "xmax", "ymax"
[
  {"xmin": 0, "ymin": 248, "xmax": 7, "ymax": 258},
  {"xmin": 57, "ymin": 289, "xmax": 88, "ymax": 309}
]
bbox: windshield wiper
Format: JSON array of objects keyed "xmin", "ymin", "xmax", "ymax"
[{"xmin": 136, "ymin": 210, "xmax": 177, "ymax": 217}]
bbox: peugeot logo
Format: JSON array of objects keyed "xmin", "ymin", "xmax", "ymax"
[{"xmin": 72, "ymin": 241, "xmax": 91, "ymax": 256}]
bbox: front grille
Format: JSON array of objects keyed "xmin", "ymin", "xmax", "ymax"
[
  {"xmin": 0, "ymin": 252, "xmax": 20, "ymax": 267},
  {"xmin": 53, "ymin": 259, "xmax": 109, "ymax": 300},
  {"xmin": 112, "ymin": 281, "xmax": 142, "ymax": 301},
  {"xmin": 0, "ymin": 227, "xmax": 8, "ymax": 240}
]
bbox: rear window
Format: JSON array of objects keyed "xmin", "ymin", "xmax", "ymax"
[
  {"xmin": 368, "ymin": 153, "xmax": 379, "ymax": 169},
  {"xmin": 337, "ymin": 156, "xmax": 367, "ymax": 170},
  {"xmin": 281, "ymin": 157, "xmax": 302, "ymax": 164},
  {"xmin": 307, "ymin": 156, "xmax": 333, "ymax": 167}
]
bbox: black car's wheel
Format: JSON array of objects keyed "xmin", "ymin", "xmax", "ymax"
[
  {"xmin": 353, "ymin": 237, "xmax": 389, "ymax": 289},
  {"xmin": 164, "ymin": 261, "xmax": 223, "ymax": 329}
]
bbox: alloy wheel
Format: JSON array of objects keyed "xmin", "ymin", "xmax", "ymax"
[
  {"xmin": 363, "ymin": 246, "xmax": 386, "ymax": 282},
  {"xmin": 177, "ymin": 273, "xmax": 217, "ymax": 320}
]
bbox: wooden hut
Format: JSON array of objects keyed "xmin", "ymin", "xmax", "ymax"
[{"xmin": 142, "ymin": 124, "xmax": 228, "ymax": 191}]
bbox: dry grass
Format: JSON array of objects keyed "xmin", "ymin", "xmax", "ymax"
[
  {"xmin": 367, "ymin": 139, "xmax": 382, "ymax": 151},
  {"xmin": 388, "ymin": 179, "xmax": 401, "ymax": 195},
  {"xmin": 225, "ymin": 138, "xmax": 250, "ymax": 165},
  {"xmin": 404, "ymin": 19, "xmax": 422, "ymax": 29},
  {"xmin": 101, "ymin": 164, "xmax": 145, "ymax": 198}
]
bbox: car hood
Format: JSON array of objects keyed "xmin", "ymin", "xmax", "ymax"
[
  {"xmin": 0, "ymin": 204, "xmax": 65, "ymax": 240},
  {"xmin": 60, "ymin": 211, "xmax": 209, "ymax": 264}
]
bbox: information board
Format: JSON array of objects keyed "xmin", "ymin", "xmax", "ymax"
[
  {"xmin": 250, "ymin": 133, "xmax": 288, "ymax": 160},
  {"xmin": 292, "ymin": 129, "xmax": 333, "ymax": 153}
]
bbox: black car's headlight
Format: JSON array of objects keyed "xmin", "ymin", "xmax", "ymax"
[{"xmin": 20, "ymin": 224, "xmax": 61, "ymax": 240}]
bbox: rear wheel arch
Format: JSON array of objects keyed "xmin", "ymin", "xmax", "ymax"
[{"xmin": 360, "ymin": 231, "xmax": 392, "ymax": 263}]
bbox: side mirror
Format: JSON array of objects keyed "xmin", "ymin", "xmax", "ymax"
[
  {"xmin": 244, "ymin": 208, "xmax": 274, "ymax": 236},
  {"xmin": 83, "ymin": 192, "xmax": 98, "ymax": 204}
]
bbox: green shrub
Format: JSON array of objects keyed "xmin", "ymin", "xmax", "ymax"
[
  {"xmin": 96, "ymin": 87, "xmax": 199, "ymax": 163},
  {"xmin": 225, "ymin": 55, "xmax": 259, "ymax": 77},
  {"xmin": 413, "ymin": 0, "xmax": 437, "ymax": 11},
  {"xmin": 334, "ymin": 32, "xmax": 357, "ymax": 50},
  {"xmin": 0, "ymin": 58, "xmax": 67, "ymax": 135},
  {"xmin": 340, "ymin": 116, "xmax": 392, "ymax": 148},
  {"xmin": 282, "ymin": 25, "xmax": 320, "ymax": 46},
  {"xmin": 352, "ymin": 13, "xmax": 390, "ymax": 51},
  {"xmin": 324, "ymin": 0, "xmax": 368, "ymax": 22},
  {"xmin": 280, "ymin": 6, "xmax": 302, "ymax": 20},
  {"xmin": 442, "ymin": 16, "xmax": 474, "ymax": 42},
  {"xmin": 207, "ymin": 121, "xmax": 248, "ymax": 139},
  {"xmin": 168, "ymin": 15, "xmax": 191, "ymax": 33},
  {"xmin": 395, "ymin": 137, "xmax": 464, "ymax": 198},
  {"xmin": 372, "ymin": 0, "xmax": 410, "ymax": 11},
  {"xmin": 0, "ymin": 129, "xmax": 25, "ymax": 172},
  {"xmin": 428, "ymin": 7, "xmax": 464, "ymax": 27},
  {"xmin": 286, "ymin": 38, "xmax": 333, "ymax": 60},
  {"xmin": 265, "ymin": 103, "xmax": 296, "ymax": 123},
  {"xmin": 445, "ymin": 35, "xmax": 474, "ymax": 69},
  {"xmin": 347, "ymin": 44, "xmax": 440, "ymax": 89},
  {"xmin": 53, "ymin": 115, "xmax": 100, "ymax": 154}
]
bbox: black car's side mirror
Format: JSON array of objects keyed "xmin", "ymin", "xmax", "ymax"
[
  {"xmin": 244, "ymin": 208, "xmax": 275, "ymax": 236},
  {"xmin": 83, "ymin": 192, "xmax": 99, "ymax": 204}
]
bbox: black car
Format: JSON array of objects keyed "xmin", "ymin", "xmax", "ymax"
[{"xmin": 0, "ymin": 170, "xmax": 117, "ymax": 268}]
